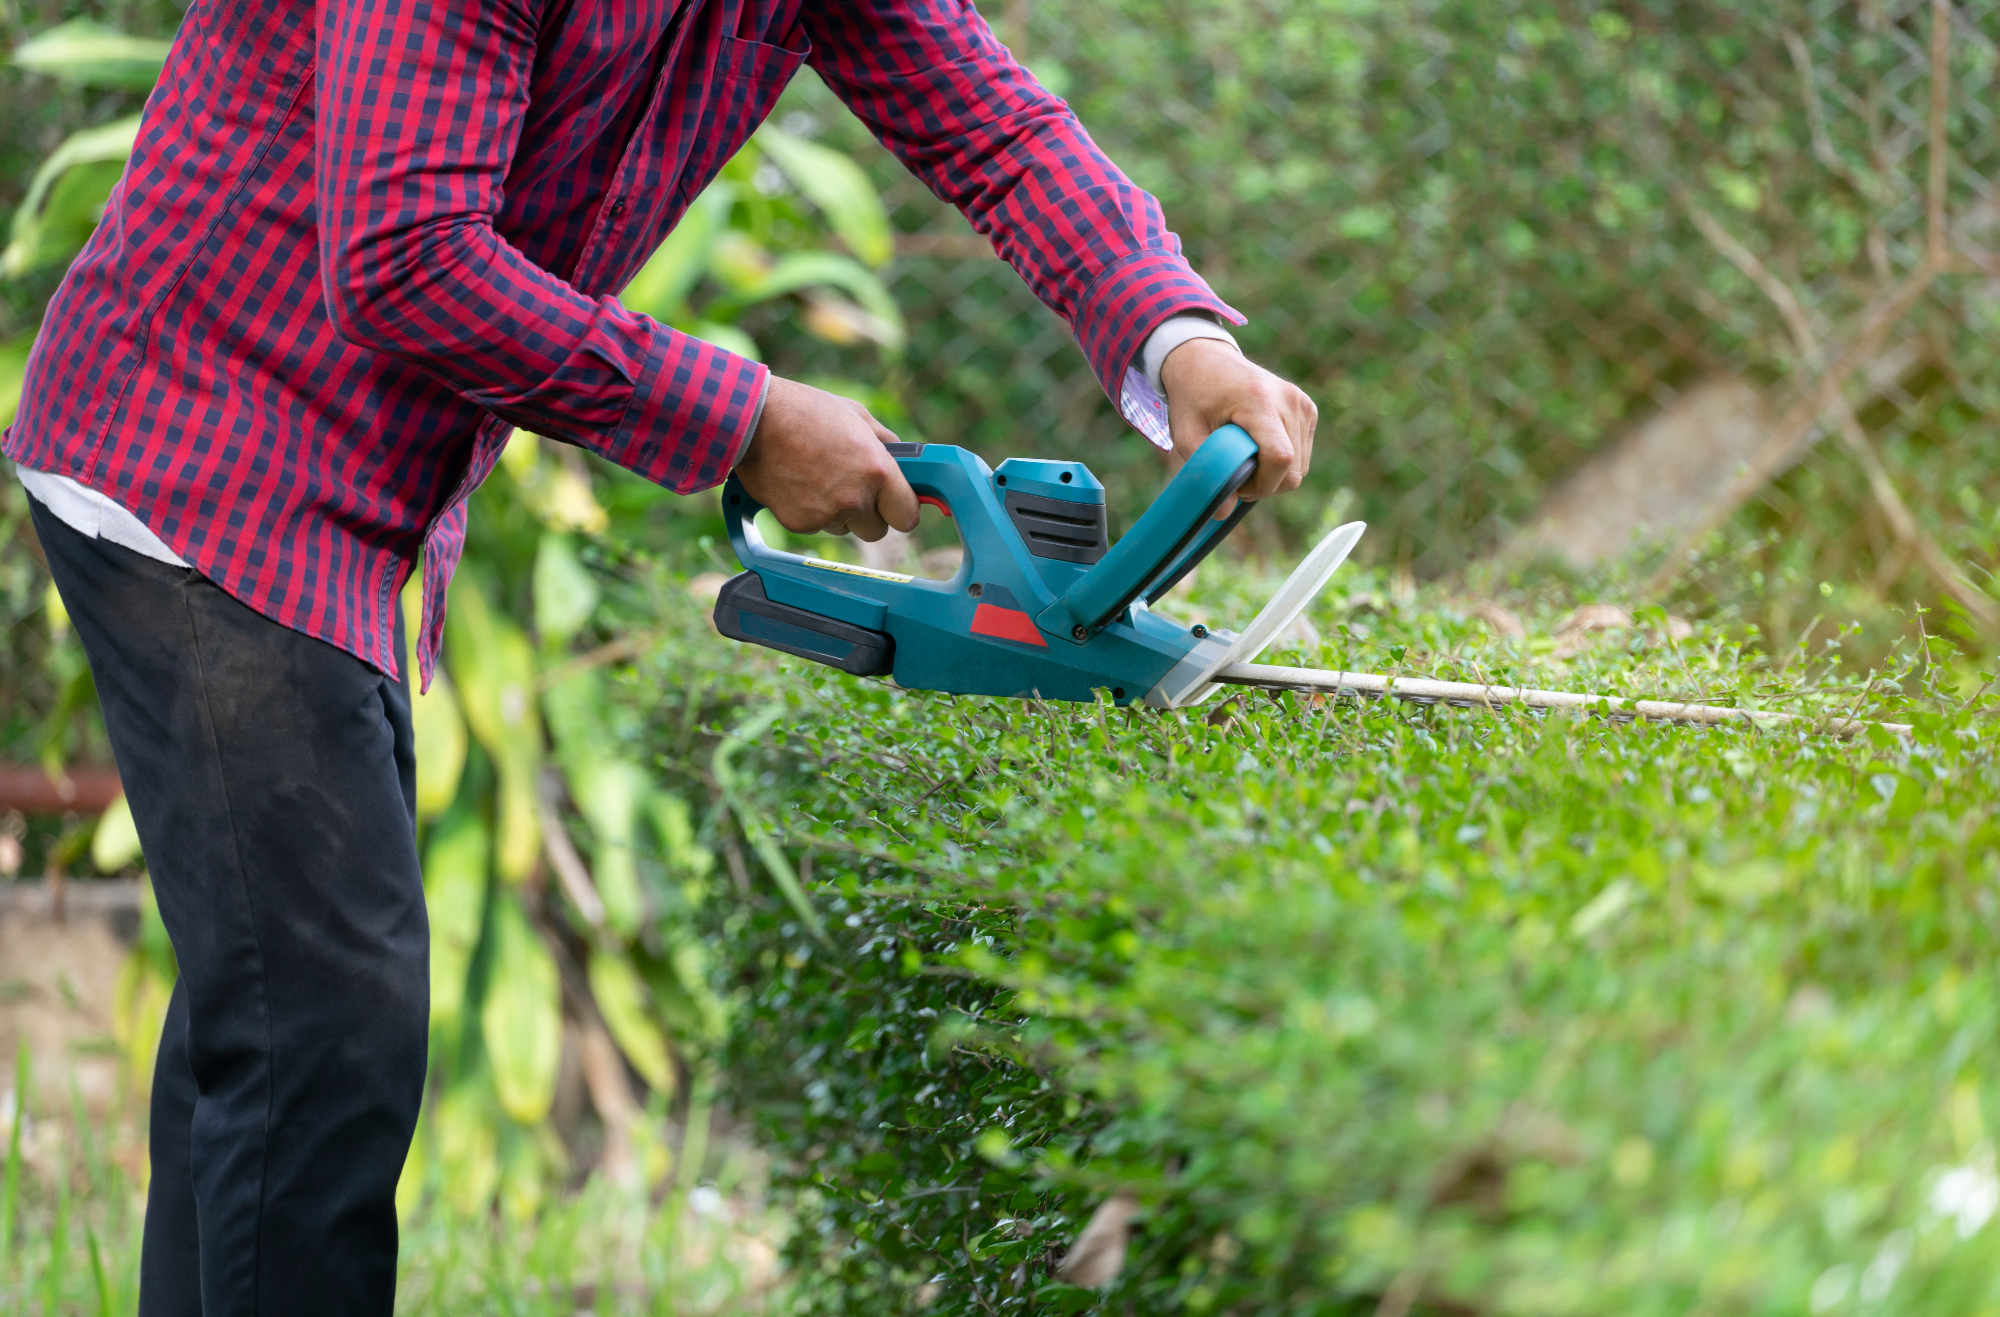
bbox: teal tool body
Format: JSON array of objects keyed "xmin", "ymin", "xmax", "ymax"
[{"xmin": 714, "ymin": 426, "xmax": 1363, "ymax": 707}]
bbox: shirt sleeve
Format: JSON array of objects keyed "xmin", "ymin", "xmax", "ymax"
[
  {"xmin": 801, "ymin": 0, "xmax": 1243, "ymax": 412},
  {"xmin": 313, "ymin": 0, "xmax": 765, "ymax": 493}
]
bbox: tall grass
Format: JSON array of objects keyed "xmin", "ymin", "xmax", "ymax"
[
  {"xmin": 0, "ymin": 1043, "xmax": 140, "ymax": 1316},
  {"xmin": 0, "ymin": 1043, "xmax": 783, "ymax": 1315}
]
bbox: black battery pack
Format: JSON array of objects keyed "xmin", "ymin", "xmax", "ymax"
[{"xmin": 712, "ymin": 571, "xmax": 895, "ymax": 677}]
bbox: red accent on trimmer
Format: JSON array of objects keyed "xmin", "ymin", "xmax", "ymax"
[
  {"xmin": 917, "ymin": 495, "xmax": 953, "ymax": 518},
  {"xmin": 970, "ymin": 604, "xmax": 1048, "ymax": 647}
]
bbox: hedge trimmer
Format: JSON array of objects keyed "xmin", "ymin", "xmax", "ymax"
[{"xmin": 714, "ymin": 426, "xmax": 1903, "ymax": 737}]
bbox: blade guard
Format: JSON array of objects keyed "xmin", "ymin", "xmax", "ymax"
[{"xmin": 1142, "ymin": 518, "xmax": 1367, "ymax": 708}]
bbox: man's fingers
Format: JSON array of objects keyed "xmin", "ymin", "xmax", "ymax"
[
  {"xmin": 847, "ymin": 505, "xmax": 890, "ymax": 542},
  {"xmin": 849, "ymin": 404, "xmax": 919, "ymax": 533},
  {"xmin": 876, "ymin": 459, "xmax": 921, "ymax": 534},
  {"xmin": 1289, "ymin": 393, "xmax": 1318, "ymax": 489},
  {"xmin": 777, "ymin": 506, "xmax": 838, "ymax": 536},
  {"xmin": 1237, "ymin": 411, "xmax": 1297, "ymax": 502},
  {"xmin": 865, "ymin": 411, "xmax": 901, "ymax": 446},
  {"xmin": 844, "ymin": 438, "xmax": 918, "ymax": 540}
]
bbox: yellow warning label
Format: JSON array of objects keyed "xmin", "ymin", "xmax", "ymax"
[{"xmin": 802, "ymin": 557, "xmax": 914, "ymax": 584}]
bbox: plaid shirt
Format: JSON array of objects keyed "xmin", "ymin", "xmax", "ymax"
[{"xmin": 3, "ymin": 0, "xmax": 1239, "ymax": 685}]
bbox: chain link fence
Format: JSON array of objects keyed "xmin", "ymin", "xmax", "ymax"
[{"xmin": 762, "ymin": 0, "xmax": 2000, "ymax": 640}]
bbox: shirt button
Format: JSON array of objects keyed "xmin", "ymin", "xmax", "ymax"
[{"xmin": 608, "ymin": 198, "xmax": 626, "ymax": 217}]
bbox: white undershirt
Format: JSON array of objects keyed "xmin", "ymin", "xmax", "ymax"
[
  {"xmin": 16, "ymin": 463, "xmax": 188, "ymax": 565},
  {"xmin": 13, "ymin": 315, "xmax": 1239, "ymax": 567}
]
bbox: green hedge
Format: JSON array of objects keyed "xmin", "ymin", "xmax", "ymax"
[{"xmin": 612, "ymin": 553, "xmax": 1997, "ymax": 1315}]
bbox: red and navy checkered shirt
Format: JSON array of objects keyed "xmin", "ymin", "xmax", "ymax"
[{"xmin": 3, "ymin": 0, "xmax": 1239, "ymax": 686}]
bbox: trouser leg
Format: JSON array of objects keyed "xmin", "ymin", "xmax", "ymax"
[
  {"xmin": 30, "ymin": 498, "xmax": 428, "ymax": 1317},
  {"xmin": 140, "ymin": 982, "xmax": 201, "ymax": 1317}
]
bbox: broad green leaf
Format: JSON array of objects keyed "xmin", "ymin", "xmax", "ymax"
[
  {"xmin": 109, "ymin": 947, "xmax": 171, "ymax": 1101},
  {"xmin": 134, "ymin": 877, "xmax": 175, "ymax": 975},
  {"xmin": 501, "ymin": 433, "xmax": 609, "ymax": 533},
  {"xmin": 43, "ymin": 579, "xmax": 68, "ymax": 634},
  {"xmin": 542, "ymin": 667, "xmax": 613, "ymax": 775},
  {"xmin": 500, "ymin": 428, "xmax": 539, "ymax": 480},
  {"xmin": 717, "ymin": 250, "xmax": 895, "ymax": 315},
  {"xmin": 536, "ymin": 464, "xmax": 608, "ymax": 534},
  {"xmin": 620, "ymin": 182, "xmax": 734, "ymax": 319},
  {"xmin": 10, "ymin": 20, "xmax": 171, "ymax": 90},
  {"xmin": 497, "ymin": 1119, "xmax": 565, "ymax": 1224},
  {"xmin": 533, "ymin": 532, "xmax": 600, "ymax": 648},
  {"xmin": 711, "ymin": 251, "xmax": 905, "ymax": 353},
  {"xmin": 684, "ymin": 319, "xmax": 761, "ymax": 362},
  {"xmin": 4, "ymin": 158, "xmax": 126, "ymax": 278},
  {"xmin": 479, "ymin": 896, "xmax": 562, "ymax": 1125},
  {"xmin": 755, "ymin": 127, "xmax": 894, "ymax": 267},
  {"xmin": 800, "ymin": 291, "xmax": 905, "ymax": 352},
  {"xmin": 434, "ymin": 1077, "xmax": 499, "ymax": 1217},
  {"xmin": 422, "ymin": 811, "xmax": 489, "ymax": 1036},
  {"xmin": 588, "ymin": 950, "xmax": 676, "ymax": 1095},
  {"xmin": 445, "ymin": 576, "xmax": 542, "ymax": 883},
  {"xmin": 89, "ymin": 793, "xmax": 142, "ymax": 872},
  {"xmin": 705, "ymin": 231, "xmax": 774, "ymax": 294},
  {"xmin": 751, "ymin": 508, "xmax": 789, "ymax": 552},
  {"xmin": 402, "ymin": 581, "xmax": 467, "ymax": 817},
  {"xmin": 1, "ymin": 116, "xmax": 139, "ymax": 277},
  {"xmin": 0, "ymin": 329, "xmax": 37, "ymax": 431},
  {"xmin": 394, "ymin": 1104, "xmax": 428, "ymax": 1223},
  {"xmin": 571, "ymin": 758, "xmax": 650, "ymax": 936},
  {"xmin": 409, "ymin": 669, "xmax": 467, "ymax": 818},
  {"xmin": 646, "ymin": 790, "xmax": 714, "ymax": 881}
]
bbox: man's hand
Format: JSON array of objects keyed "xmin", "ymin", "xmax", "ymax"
[
  {"xmin": 1159, "ymin": 337, "xmax": 1317, "ymax": 513},
  {"xmin": 733, "ymin": 377, "xmax": 920, "ymax": 541}
]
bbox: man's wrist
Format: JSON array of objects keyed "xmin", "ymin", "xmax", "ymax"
[{"xmin": 1142, "ymin": 314, "xmax": 1241, "ymax": 395}]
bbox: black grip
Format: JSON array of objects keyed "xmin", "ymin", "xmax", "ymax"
[{"xmin": 713, "ymin": 572, "xmax": 894, "ymax": 677}]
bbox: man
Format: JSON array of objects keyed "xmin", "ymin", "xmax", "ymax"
[{"xmin": 4, "ymin": 0, "xmax": 1317, "ymax": 1311}]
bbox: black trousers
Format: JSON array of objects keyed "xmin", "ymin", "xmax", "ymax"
[{"xmin": 30, "ymin": 498, "xmax": 429, "ymax": 1317}]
